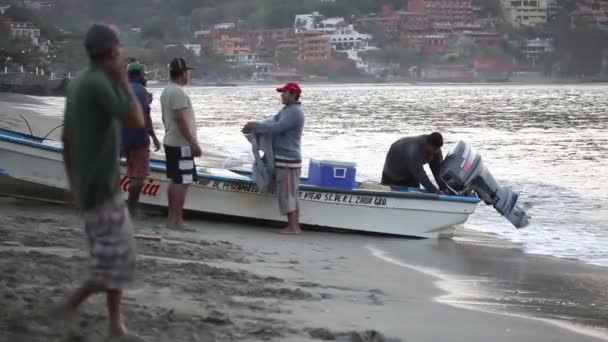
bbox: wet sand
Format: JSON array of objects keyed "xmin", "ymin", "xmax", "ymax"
[{"xmin": 1, "ymin": 196, "xmax": 607, "ymax": 342}]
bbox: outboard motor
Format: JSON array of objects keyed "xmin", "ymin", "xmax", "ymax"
[{"xmin": 440, "ymin": 141, "xmax": 529, "ymax": 229}]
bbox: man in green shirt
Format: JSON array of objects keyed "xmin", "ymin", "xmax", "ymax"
[
  {"xmin": 160, "ymin": 57, "xmax": 201, "ymax": 230},
  {"xmin": 60, "ymin": 24, "xmax": 144, "ymax": 337}
]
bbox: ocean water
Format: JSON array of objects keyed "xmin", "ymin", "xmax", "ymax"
[
  {"xmin": 40, "ymin": 83, "xmax": 608, "ymax": 267},
  {"xmin": 148, "ymin": 84, "xmax": 608, "ymax": 267}
]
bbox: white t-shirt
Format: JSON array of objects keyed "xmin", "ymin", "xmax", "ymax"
[{"xmin": 160, "ymin": 82, "xmax": 197, "ymax": 147}]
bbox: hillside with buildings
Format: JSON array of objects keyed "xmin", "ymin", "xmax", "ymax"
[{"xmin": 0, "ymin": 0, "xmax": 607, "ymax": 84}]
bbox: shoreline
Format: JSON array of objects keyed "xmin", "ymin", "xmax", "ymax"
[
  {"xmin": 366, "ymin": 244, "xmax": 608, "ymax": 341},
  {"xmin": 1, "ymin": 195, "xmax": 607, "ymax": 341},
  {"xmin": 1, "ymin": 91, "xmax": 607, "ymax": 270}
]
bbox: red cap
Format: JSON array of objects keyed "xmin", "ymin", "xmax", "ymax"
[{"xmin": 276, "ymin": 82, "xmax": 302, "ymax": 95}]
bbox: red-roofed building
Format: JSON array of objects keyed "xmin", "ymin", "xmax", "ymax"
[
  {"xmin": 245, "ymin": 28, "xmax": 294, "ymax": 56},
  {"xmin": 354, "ymin": 5, "xmax": 430, "ymax": 37},
  {"xmin": 571, "ymin": 0, "xmax": 608, "ymax": 29},
  {"xmin": 473, "ymin": 57, "xmax": 514, "ymax": 82},
  {"xmin": 409, "ymin": 0, "xmax": 474, "ymax": 24}
]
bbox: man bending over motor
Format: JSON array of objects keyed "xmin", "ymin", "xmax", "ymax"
[{"xmin": 381, "ymin": 132, "xmax": 447, "ymax": 195}]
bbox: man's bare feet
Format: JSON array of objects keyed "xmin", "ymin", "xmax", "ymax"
[
  {"xmin": 108, "ymin": 328, "xmax": 145, "ymax": 342},
  {"xmin": 278, "ymin": 227, "xmax": 302, "ymax": 235},
  {"xmin": 110, "ymin": 321, "xmax": 128, "ymax": 337},
  {"xmin": 168, "ymin": 222, "xmax": 196, "ymax": 232}
]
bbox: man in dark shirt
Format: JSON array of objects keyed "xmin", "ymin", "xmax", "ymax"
[
  {"xmin": 61, "ymin": 24, "xmax": 144, "ymax": 337},
  {"xmin": 381, "ymin": 132, "xmax": 447, "ymax": 194},
  {"xmin": 121, "ymin": 61, "xmax": 160, "ymax": 215}
]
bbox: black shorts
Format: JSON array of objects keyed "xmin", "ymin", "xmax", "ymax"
[{"xmin": 164, "ymin": 145, "xmax": 198, "ymax": 185}]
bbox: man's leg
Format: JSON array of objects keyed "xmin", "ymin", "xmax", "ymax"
[
  {"xmin": 127, "ymin": 147, "xmax": 150, "ymax": 216},
  {"xmin": 282, "ymin": 208, "xmax": 301, "ymax": 235},
  {"xmin": 174, "ymin": 184, "xmax": 189, "ymax": 228},
  {"xmin": 62, "ymin": 283, "xmax": 99, "ymax": 313},
  {"xmin": 127, "ymin": 178, "xmax": 143, "ymax": 215},
  {"xmin": 278, "ymin": 168, "xmax": 302, "ymax": 235},
  {"xmin": 167, "ymin": 182, "xmax": 189, "ymax": 229},
  {"xmin": 167, "ymin": 181, "xmax": 177, "ymax": 227},
  {"xmin": 107, "ymin": 289, "xmax": 127, "ymax": 336}
]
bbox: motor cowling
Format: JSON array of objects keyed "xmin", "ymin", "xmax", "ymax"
[{"xmin": 440, "ymin": 141, "xmax": 529, "ymax": 229}]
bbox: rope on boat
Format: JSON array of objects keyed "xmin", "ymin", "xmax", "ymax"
[
  {"xmin": 18, "ymin": 114, "xmax": 63, "ymax": 142},
  {"xmin": 19, "ymin": 114, "xmax": 35, "ymax": 139},
  {"xmin": 41, "ymin": 124, "xmax": 64, "ymax": 141}
]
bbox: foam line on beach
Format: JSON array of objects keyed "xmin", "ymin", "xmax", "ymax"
[{"xmin": 365, "ymin": 244, "xmax": 608, "ymax": 341}]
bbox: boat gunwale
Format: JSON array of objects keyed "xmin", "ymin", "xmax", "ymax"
[{"xmin": 0, "ymin": 129, "xmax": 480, "ymax": 205}]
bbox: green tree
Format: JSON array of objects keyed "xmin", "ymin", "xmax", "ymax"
[
  {"xmin": 367, "ymin": 23, "xmax": 391, "ymax": 47},
  {"xmin": 277, "ymin": 49, "xmax": 297, "ymax": 68},
  {"xmin": 360, "ymin": 46, "xmax": 422, "ymax": 69},
  {"xmin": 198, "ymin": 46, "xmax": 230, "ymax": 78},
  {"xmin": 191, "ymin": 7, "xmax": 223, "ymax": 29}
]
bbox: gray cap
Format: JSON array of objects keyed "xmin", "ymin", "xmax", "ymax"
[{"xmin": 84, "ymin": 24, "xmax": 120, "ymax": 59}]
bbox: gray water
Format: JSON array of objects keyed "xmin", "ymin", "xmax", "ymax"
[{"xmin": 146, "ymin": 84, "xmax": 607, "ymax": 267}]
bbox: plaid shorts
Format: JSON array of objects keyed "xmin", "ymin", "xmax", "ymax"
[
  {"xmin": 276, "ymin": 167, "xmax": 301, "ymax": 215},
  {"xmin": 82, "ymin": 194, "xmax": 136, "ymax": 290}
]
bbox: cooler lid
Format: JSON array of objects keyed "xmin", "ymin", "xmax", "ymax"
[{"xmin": 311, "ymin": 159, "xmax": 357, "ymax": 168}]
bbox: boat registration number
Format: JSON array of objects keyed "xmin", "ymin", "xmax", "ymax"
[{"xmin": 196, "ymin": 179, "xmax": 389, "ymax": 207}]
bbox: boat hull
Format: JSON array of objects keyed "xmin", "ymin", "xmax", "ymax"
[{"xmin": 0, "ymin": 135, "xmax": 478, "ymax": 238}]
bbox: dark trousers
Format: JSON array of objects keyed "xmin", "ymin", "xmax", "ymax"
[{"xmin": 381, "ymin": 172, "xmax": 420, "ymax": 188}]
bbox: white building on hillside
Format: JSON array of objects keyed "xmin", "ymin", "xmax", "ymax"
[
  {"xmin": 294, "ymin": 13, "xmax": 378, "ymax": 70},
  {"xmin": 0, "ymin": 4, "xmax": 10, "ymax": 14},
  {"xmin": 184, "ymin": 44, "xmax": 202, "ymax": 57},
  {"xmin": 523, "ymin": 38, "xmax": 554, "ymax": 65},
  {"xmin": 331, "ymin": 25, "xmax": 372, "ymax": 51},
  {"xmin": 214, "ymin": 22, "xmax": 236, "ymax": 30},
  {"xmin": 8, "ymin": 22, "xmax": 40, "ymax": 46},
  {"xmin": 294, "ymin": 12, "xmax": 346, "ymax": 34}
]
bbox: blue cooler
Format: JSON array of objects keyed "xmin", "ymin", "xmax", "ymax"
[{"xmin": 308, "ymin": 159, "xmax": 357, "ymax": 189}]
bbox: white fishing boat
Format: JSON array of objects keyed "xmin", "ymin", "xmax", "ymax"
[{"xmin": 0, "ymin": 128, "xmax": 482, "ymax": 238}]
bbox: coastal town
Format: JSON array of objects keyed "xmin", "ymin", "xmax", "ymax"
[
  {"xmin": 1, "ymin": 2, "xmax": 608, "ymax": 342},
  {"xmin": 0, "ymin": 0, "xmax": 607, "ymax": 89}
]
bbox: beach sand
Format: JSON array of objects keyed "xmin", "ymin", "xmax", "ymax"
[{"xmin": 1, "ymin": 195, "xmax": 607, "ymax": 342}]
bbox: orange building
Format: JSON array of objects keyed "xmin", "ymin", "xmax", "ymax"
[
  {"xmin": 275, "ymin": 37, "xmax": 298, "ymax": 67},
  {"xmin": 296, "ymin": 31, "xmax": 332, "ymax": 62},
  {"xmin": 214, "ymin": 35, "xmax": 251, "ymax": 56}
]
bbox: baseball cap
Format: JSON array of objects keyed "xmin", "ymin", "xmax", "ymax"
[
  {"xmin": 127, "ymin": 61, "xmax": 144, "ymax": 73},
  {"xmin": 169, "ymin": 57, "xmax": 195, "ymax": 73},
  {"xmin": 84, "ymin": 24, "xmax": 120, "ymax": 59},
  {"xmin": 276, "ymin": 82, "xmax": 302, "ymax": 95}
]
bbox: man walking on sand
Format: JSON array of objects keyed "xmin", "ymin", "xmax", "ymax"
[
  {"xmin": 242, "ymin": 83, "xmax": 305, "ymax": 235},
  {"xmin": 61, "ymin": 24, "xmax": 144, "ymax": 337},
  {"xmin": 121, "ymin": 61, "xmax": 161, "ymax": 216},
  {"xmin": 160, "ymin": 57, "xmax": 201, "ymax": 231}
]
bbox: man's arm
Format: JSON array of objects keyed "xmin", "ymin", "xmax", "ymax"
[
  {"xmin": 408, "ymin": 161, "xmax": 439, "ymax": 193},
  {"xmin": 249, "ymin": 109, "xmax": 302, "ymax": 135},
  {"xmin": 145, "ymin": 111, "xmax": 161, "ymax": 150},
  {"xmin": 174, "ymin": 107, "xmax": 201, "ymax": 157},
  {"xmin": 103, "ymin": 67, "xmax": 144, "ymax": 129},
  {"xmin": 174, "ymin": 108, "xmax": 197, "ymax": 146},
  {"xmin": 135, "ymin": 86, "xmax": 160, "ymax": 149},
  {"xmin": 61, "ymin": 105, "xmax": 75, "ymax": 206},
  {"xmin": 429, "ymin": 151, "xmax": 447, "ymax": 191},
  {"xmin": 117, "ymin": 80, "xmax": 145, "ymax": 129},
  {"xmin": 61, "ymin": 126, "xmax": 72, "ymax": 189}
]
